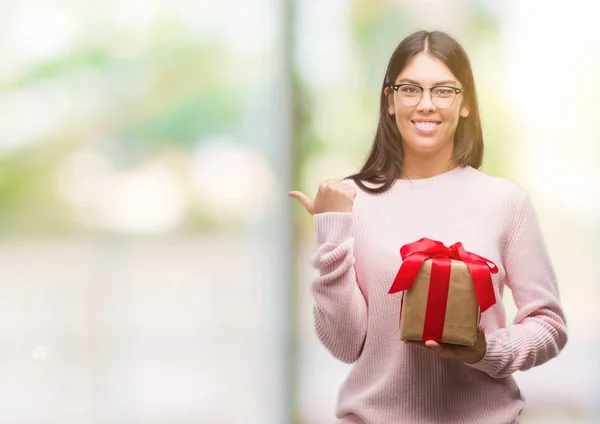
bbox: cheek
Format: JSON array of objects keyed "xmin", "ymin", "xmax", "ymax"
[
  {"xmin": 396, "ymin": 108, "xmax": 412, "ymax": 125},
  {"xmin": 395, "ymin": 113, "xmax": 412, "ymax": 135},
  {"xmin": 442, "ymin": 109, "xmax": 461, "ymax": 129}
]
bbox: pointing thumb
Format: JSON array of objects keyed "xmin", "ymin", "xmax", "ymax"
[{"xmin": 288, "ymin": 191, "xmax": 315, "ymax": 215}]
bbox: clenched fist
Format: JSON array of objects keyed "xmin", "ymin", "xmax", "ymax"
[{"xmin": 288, "ymin": 179, "xmax": 357, "ymax": 215}]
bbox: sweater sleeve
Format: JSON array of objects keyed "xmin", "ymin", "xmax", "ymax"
[
  {"xmin": 466, "ymin": 189, "xmax": 568, "ymax": 378},
  {"xmin": 309, "ymin": 212, "xmax": 368, "ymax": 364}
]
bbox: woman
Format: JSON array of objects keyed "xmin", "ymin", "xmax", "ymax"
[{"xmin": 288, "ymin": 30, "xmax": 567, "ymax": 424}]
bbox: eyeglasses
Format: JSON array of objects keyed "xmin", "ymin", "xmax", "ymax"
[{"xmin": 389, "ymin": 84, "xmax": 464, "ymax": 109}]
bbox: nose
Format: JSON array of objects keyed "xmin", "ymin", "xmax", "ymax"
[{"xmin": 417, "ymin": 89, "xmax": 436, "ymax": 112}]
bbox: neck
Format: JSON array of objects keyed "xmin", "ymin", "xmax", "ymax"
[{"xmin": 400, "ymin": 148, "xmax": 456, "ymax": 180}]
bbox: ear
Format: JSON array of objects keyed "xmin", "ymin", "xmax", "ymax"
[
  {"xmin": 460, "ymin": 104, "xmax": 469, "ymax": 118},
  {"xmin": 385, "ymin": 87, "xmax": 395, "ymax": 116}
]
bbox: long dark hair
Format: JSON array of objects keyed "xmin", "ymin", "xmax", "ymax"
[{"xmin": 346, "ymin": 30, "xmax": 484, "ymax": 193}]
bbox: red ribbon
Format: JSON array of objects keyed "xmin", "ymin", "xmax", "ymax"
[{"xmin": 388, "ymin": 238, "xmax": 498, "ymax": 342}]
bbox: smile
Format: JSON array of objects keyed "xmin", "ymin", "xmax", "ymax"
[{"xmin": 411, "ymin": 120, "xmax": 441, "ymax": 133}]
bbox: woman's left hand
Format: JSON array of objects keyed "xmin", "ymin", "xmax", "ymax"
[{"xmin": 403, "ymin": 329, "xmax": 487, "ymax": 364}]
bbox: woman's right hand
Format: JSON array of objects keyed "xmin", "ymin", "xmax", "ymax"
[{"xmin": 288, "ymin": 179, "xmax": 357, "ymax": 216}]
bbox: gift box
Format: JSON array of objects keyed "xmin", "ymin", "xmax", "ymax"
[{"xmin": 388, "ymin": 238, "xmax": 498, "ymax": 347}]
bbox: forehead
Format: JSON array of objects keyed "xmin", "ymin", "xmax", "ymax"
[{"xmin": 395, "ymin": 52, "xmax": 458, "ymax": 85}]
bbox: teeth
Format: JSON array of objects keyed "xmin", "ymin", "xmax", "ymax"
[{"xmin": 414, "ymin": 121, "xmax": 439, "ymax": 130}]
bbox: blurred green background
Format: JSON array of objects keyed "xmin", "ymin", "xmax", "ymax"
[{"xmin": 0, "ymin": 0, "xmax": 598, "ymax": 423}]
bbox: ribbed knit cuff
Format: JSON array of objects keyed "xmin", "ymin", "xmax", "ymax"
[
  {"xmin": 464, "ymin": 332, "xmax": 509, "ymax": 377},
  {"xmin": 314, "ymin": 212, "xmax": 353, "ymax": 244}
]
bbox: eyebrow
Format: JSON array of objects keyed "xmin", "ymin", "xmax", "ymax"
[{"xmin": 397, "ymin": 78, "xmax": 458, "ymax": 86}]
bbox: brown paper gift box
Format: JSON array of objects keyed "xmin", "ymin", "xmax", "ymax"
[{"xmin": 399, "ymin": 259, "xmax": 480, "ymax": 347}]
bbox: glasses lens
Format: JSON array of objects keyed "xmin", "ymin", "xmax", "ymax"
[
  {"xmin": 396, "ymin": 85, "xmax": 421, "ymax": 107},
  {"xmin": 431, "ymin": 87, "xmax": 456, "ymax": 109}
]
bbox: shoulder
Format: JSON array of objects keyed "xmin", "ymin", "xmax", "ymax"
[
  {"xmin": 463, "ymin": 167, "xmax": 529, "ymax": 205},
  {"xmin": 463, "ymin": 168, "xmax": 538, "ymax": 239},
  {"xmin": 461, "ymin": 168, "xmax": 543, "ymax": 253}
]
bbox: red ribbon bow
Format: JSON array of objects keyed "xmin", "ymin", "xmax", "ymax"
[{"xmin": 388, "ymin": 238, "xmax": 498, "ymax": 343}]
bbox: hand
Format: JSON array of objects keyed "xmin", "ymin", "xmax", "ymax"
[
  {"xmin": 403, "ymin": 328, "xmax": 487, "ymax": 364},
  {"xmin": 288, "ymin": 179, "xmax": 356, "ymax": 215}
]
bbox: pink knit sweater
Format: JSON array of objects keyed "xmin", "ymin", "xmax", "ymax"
[{"xmin": 309, "ymin": 165, "xmax": 567, "ymax": 424}]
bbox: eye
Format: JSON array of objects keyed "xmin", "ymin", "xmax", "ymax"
[
  {"xmin": 398, "ymin": 85, "xmax": 421, "ymax": 96},
  {"xmin": 432, "ymin": 87, "xmax": 455, "ymax": 97}
]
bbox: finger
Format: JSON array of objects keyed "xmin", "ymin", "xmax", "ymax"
[
  {"xmin": 425, "ymin": 340, "xmax": 442, "ymax": 349},
  {"xmin": 429, "ymin": 340, "xmax": 467, "ymax": 351},
  {"xmin": 288, "ymin": 191, "xmax": 315, "ymax": 215}
]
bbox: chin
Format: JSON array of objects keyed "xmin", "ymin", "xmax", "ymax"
[{"xmin": 405, "ymin": 140, "xmax": 446, "ymax": 153}]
